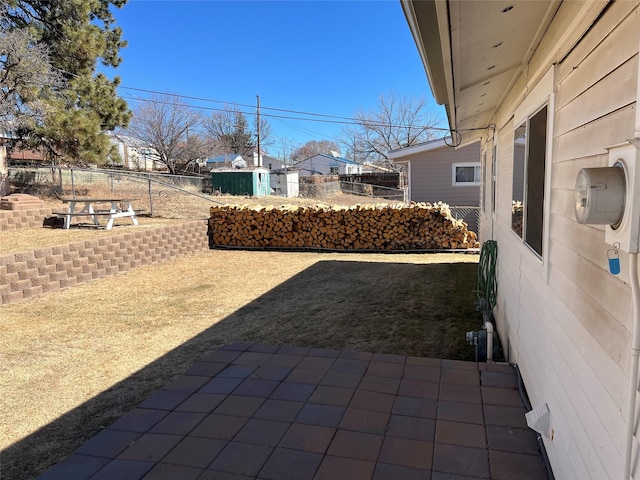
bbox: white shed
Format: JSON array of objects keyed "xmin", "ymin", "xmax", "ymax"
[{"xmin": 270, "ymin": 169, "xmax": 299, "ymax": 198}]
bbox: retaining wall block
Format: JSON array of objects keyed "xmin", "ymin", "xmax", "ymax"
[
  {"xmin": 2, "ymin": 291, "xmax": 23, "ymax": 303},
  {"xmin": 6, "ymin": 262, "xmax": 24, "ymax": 274},
  {"xmin": 1, "ymin": 220, "xmax": 208, "ymax": 304},
  {"xmin": 19, "ymin": 269, "xmax": 38, "ymax": 281},
  {"xmin": 12, "ymin": 279, "xmax": 32, "ymax": 292}
]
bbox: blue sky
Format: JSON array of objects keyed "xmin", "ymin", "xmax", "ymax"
[{"xmin": 105, "ymin": 0, "xmax": 447, "ymax": 156}]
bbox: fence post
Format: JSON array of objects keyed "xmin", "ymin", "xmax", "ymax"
[
  {"xmin": 110, "ymin": 172, "xmax": 114, "ymax": 194},
  {"xmin": 70, "ymin": 168, "xmax": 76, "ymax": 198},
  {"xmin": 148, "ymin": 176, "xmax": 153, "ymax": 217}
]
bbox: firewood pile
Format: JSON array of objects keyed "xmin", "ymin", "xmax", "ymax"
[{"xmin": 208, "ymin": 202, "xmax": 479, "ymax": 251}]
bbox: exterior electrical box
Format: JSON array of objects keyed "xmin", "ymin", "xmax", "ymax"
[
  {"xmin": 574, "ymin": 166, "xmax": 625, "ymax": 228},
  {"xmin": 574, "ymin": 140, "xmax": 640, "ymax": 253},
  {"xmin": 605, "ymin": 142, "xmax": 640, "ymax": 253}
]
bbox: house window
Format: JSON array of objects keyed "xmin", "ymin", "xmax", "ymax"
[
  {"xmin": 453, "ymin": 162, "xmax": 481, "ymax": 186},
  {"xmin": 511, "ymin": 105, "xmax": 548, "ymax": 257},
  {"xmin": 481, "ymin": 152, "xmax": 487, "ymax": 212},
  {"xmin": 329, "ymin": 166, "xmax": 339, "ymax": 175}
]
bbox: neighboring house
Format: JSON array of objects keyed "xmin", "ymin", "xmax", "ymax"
[
  {"xmin": 402, "ymin": 1, "xmax": 640, "ymax": 478},
  {"xmin": 1, "ymin": 129, "xmax": 46, "ymax": 164},
  {"xmin": 389, "ymin": 139, "xmax": 480, "ymax": 206},
  {"xmin": 262, "ymin": 154, "xmax": 289, "ymax": 171},
  {"xmin": 208, "ymin": 151, "xmax": 283, "ymax": 170},
  {"xmin": 294, "ymin": 153, "xmax": 362, "ymax": 176},
  {"xmin": 206, "ymin": 154, "xmax": 247, "ymax": 170},
  {"xmin": 5, "ymin": 144, "xmax": 46, "ymax": 165},
  {"xmin": 108, "ymin": 134, "xmax": 158, "ymax": 171}
]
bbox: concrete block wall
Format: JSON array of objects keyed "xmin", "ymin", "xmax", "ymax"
[
  {"xmin": 0, "ymin": 220, "xmax": 208, "ymax": 305},
  {"xmin": 0, "ymin": 208, "xmax": 53, "ymax": 231}
]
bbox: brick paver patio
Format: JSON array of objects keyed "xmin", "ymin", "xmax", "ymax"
[{"xmin": 36, "ymin": 343, "xmax": 549, "ymax": 480}]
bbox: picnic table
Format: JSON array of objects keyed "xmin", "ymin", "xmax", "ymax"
[{"xmin": 54, "ymin": 198, "xmax": 140, "ymax": 230}]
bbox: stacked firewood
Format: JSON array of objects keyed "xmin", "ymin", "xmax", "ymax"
[{"xmin": 208, "ymin": 202, "xmax": 479, "ymax": 251}]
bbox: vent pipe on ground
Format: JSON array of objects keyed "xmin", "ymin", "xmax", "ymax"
[{"xmin": 466, "ymin": 321, "xmax": 495, "ymax": 363}]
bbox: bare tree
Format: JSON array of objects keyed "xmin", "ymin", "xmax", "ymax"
[
  {"xmin": 204, "ymin": 105, "xmax": 272, "ymax": 158},
  {"xmin": 174, "ymin": 134, "xmax": 215, "ymax": 173},
  {"xmin": 341, "ymin": 90, "xmax": 441, "ymax": 163},
  {"xmin": 272, "ymin": 137, "xmax": 297, "ymax": 165},
  {"xmin": 126, "ymin": 94, "xmax": 202, "ymax": 175},
  {"xmin": 291, "ymin": 139, "xmax": 341, "ymax": 163},
  {"xmin": 0, "ymin": 14, "xmax": 62, "ymax": 194},
  {"xmin": 0, "ymin": 28, "xmax": 59, "ymax": 130}
]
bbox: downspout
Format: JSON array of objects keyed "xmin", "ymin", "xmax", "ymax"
[{"xmin": 625, "ymin": 253, "xmax": 640, "ymax": 480}]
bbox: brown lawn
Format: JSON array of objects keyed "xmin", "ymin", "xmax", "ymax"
[{"xmin": 1, "ymin": 192, "xmax": 480, "ymax": 479}]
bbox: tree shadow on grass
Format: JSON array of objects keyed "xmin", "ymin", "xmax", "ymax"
[{"xmin": 5, "ymin": 260, "xmax": 481, "ymax": 480}]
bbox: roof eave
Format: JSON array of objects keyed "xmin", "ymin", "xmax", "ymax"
[{"xmin": 401, "ymin": 0, "xmax": 456, "ymax": 131}]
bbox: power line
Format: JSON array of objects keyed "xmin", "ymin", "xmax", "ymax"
[
  {"xmin": 120, "ymin": 91, "xmax": 450, "ymax": 132},
  {"xmin": 119, "ymin": 85, "xmax": 370, "ymax": 123}
]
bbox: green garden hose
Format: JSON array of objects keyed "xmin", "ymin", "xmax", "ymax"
[{"xmin": 477, "ymin": 240, "xmax": 498, "ymax": 311}]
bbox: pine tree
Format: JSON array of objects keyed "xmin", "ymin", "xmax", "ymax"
[
  {"xmin": 205, "ymin": 107, "xmax": 259, "ymax": 158},
  {"xmin": 3, "ymin": 0, "xmax": 131, "ymax": 164},
  {"xmin": 226, "ymin": 111, "xmax": 255, "ymax": 156}
]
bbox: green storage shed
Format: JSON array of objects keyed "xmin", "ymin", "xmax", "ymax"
[{"xmin": 211, "ymin": 168, "xmax": 271, "ymax": 196}]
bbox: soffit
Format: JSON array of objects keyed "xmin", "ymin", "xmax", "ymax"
[{"xmin": 403, "ymin": 0, "xmax": 560, "ymax": 144}]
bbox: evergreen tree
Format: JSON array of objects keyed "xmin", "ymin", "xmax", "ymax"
[
  {"xmin": 205, "ymin": 107, "xmax": 259, "ymax": 158},
  {"xmin": 226, "ymin": 111, "xmax": 254, "ymax": 156},
  {"xmin": 3, "ymin": 0, "xmax": 131, "ymax": 164}
]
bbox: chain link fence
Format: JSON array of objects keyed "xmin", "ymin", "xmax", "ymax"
[
  {"xmin": 298, "ymin": 177, "xmax": 407, "ymax": 203},
  {"xmin": 449, "ymin": 206, "xmax": 480, "ymax": 233},
  {"xmin": 8, "ymin": 166, "xmax": 217, "ymax": 217},
  {"xmin": 8, "ymin": 166, "xmax": 473, "ymax": 228}
]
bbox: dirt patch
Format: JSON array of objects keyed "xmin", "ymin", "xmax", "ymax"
[{"xmin": 1, "ymin": 249, "xmax": 480, "ymax": 480}]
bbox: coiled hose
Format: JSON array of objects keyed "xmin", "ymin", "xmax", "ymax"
[{"xmin": 477, "ymin": 240, "xmax": 498, "ymax": 311}]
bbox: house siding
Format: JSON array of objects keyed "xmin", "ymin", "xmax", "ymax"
[
  {"xmin": 478, "ymin": 3, "xmax": 640, "ymax": 479},
  {"xmin": 294, "ymin": 154, "xmax": 362, "ymax": 176},
  {"xmin": 394, "ymin": 142, "xmax": 481, "ymax": 206}
]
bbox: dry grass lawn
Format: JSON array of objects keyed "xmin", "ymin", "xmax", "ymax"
[{"xmin": 1, "ymin": 190, "xmax": 480, "ymax": 479}]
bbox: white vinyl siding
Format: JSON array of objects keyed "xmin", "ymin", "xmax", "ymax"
[{"xmin": 484, "ymin": 3, "xmax": 639, "ymax": 479}]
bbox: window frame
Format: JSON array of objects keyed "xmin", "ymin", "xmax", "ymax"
[
  {"xmin": 452, "ymin": 162, "xmax": 481, "ymax": 186},
  {"xmin": 511, "ymin": 105, "xmax": 548, "ymax": 258},
  {"xmin": 491, "ymin": 143, "xmax": 497, "ymax": 215},
  {"xmin": 481, "ymin": 152, "xmax": 487, "ymax": 212},
  {"xmin": 511, "ymin": 66, "xmax": 554, "ymax": 265}
]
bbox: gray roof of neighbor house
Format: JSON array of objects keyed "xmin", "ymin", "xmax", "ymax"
[
  {"xmin": 297, "ymin": 153, "xmax": 361, "ymax": 165},
  {"xmin": 206, "ymin": 154, "xmax": 244, "ymax": 164},
  {"xmin": 110, "ymin": 133, "xmax": 150, "ymax": 149},
  {"xmin": 388, "ymin": 138, "xmax": 449, "ymax": 158}
]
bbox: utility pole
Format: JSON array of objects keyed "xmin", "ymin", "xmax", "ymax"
[{"xmin": 256, "ymin": 95, "xmax": 261, "ymax": 167}]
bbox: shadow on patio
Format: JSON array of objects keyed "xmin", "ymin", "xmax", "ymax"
[{"xmin": 3, "ymin": 259, "xmax": 548, "ymax": 479}]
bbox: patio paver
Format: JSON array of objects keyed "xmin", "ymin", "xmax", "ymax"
[{"xmin": 36, "ymin": 344, "xmax": 550, "ymax": 480}]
